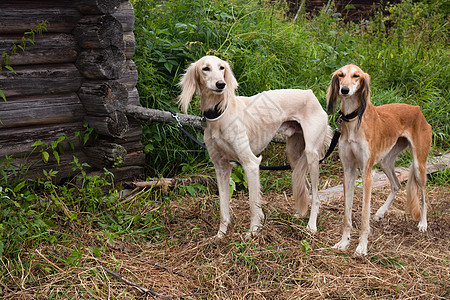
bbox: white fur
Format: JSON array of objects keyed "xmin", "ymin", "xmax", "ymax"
[{"xmin": 178, "ymin": 56, "xmax": 330, "ymax": 238}]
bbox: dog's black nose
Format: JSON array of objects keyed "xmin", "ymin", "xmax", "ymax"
[
  {"xmin": 216, "ymin": 81, "xmax": 226, "ymax": 90},
  {"xmin": 341, "ymin": 86, "xmax": 350, "ymax": 95}
]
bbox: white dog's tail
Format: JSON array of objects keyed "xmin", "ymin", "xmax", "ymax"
[
  {"xmin": 292, "ymin": 154, "xmax": 309, "ymax": 217},
  {"xmin": 405, "ymin": 162, "xmax": 424, "ymax": 221}
]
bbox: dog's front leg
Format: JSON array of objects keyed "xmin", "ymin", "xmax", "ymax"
[
  {"xmin": 241, "ymin": 154, "xmax": 264, "ymax": 238},
  {"xmin": 355, "ymin": 167, "xmax": 373, "ymax": 256},
  {"xmin": 333, "ymin": 161, "xmax": 358, "ymax": 251},
  {"xmin": 213, "ymin": 160, "xmax": 233, "ymax": 239}
]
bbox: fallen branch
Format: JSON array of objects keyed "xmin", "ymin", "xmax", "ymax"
[
  {"xmin": 131, "ymin": 177, "xmax": 210, "ymax": 189},
  {"xmin": 125, "ymin": 105, "xmax": 287, "ymax": 143},
  {"xmin": 154, "ymin": 263, "xmax": 196, "ymax": 280},
  {"xmin": 100, "ymin": 266, "xmax": 170, "ymax": 299}
]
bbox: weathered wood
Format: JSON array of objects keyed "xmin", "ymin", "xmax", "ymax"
[
  {"xmin": 0, "ymin": 33, "xmax": 79, "ymax": 66},
  {"xmin": 73, "ymin": 15, "xmax": 124, "ymax": 49},
  {"xmin": 118, "ymin": 60, "xmax": 138, "ymax": 90},
  {"xmin": 0, "ymin": 122, "xmax": 85, "ymax": 158},
  {"xmin": 127, "ymin": 88, "xmax": 140, "ymax": 106},
  {"xmin": 76, "ymin": 47, "xmax": 125, "ymax": 79},
  {"xmin": 123, "ymin": 32, "xmax": 136, "ymax": 60},
  {"xmin": 83, "ymin": 142, "xmax": 127, "ymax": 169},
  {"xmin": 0, "ymin": 93, "xmax": 84, "ymax": 129},
  {"xmin": 0, "ymin": 64, "xmax": 83, "ymax": 98},
  {"xmin": 75, "ymin": 0, "xmax": 121, "ymax": 15},
  {"xmin": 111, "ymin": 166, "xmax": 144, "ymax": 182},
  {"xmin": 112, "ymin": 121, "xmax": 143, "ymax": 145},
  {"xmin": 0, "ymin": 1, "xmax": 82, "ymax": 34},
  {"xmin": 78, "ymin": 80, "xmax": 128, "ymax": 116},
  {"xmin": 112, "ymin": 1, "xmax": 134, "ymax": 32},
  {"xmin": 125, "ymin": 105, "xmax": 203, "ymax": 128},
  {"xmin": 121, "ymin": 150, "xmax": 145, "ymax": 167},
  {"xmin": 85, "ymin": 111, "xmax": 129, "ymax": 138}
]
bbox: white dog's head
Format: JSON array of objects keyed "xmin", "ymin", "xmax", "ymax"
[{"xmin": 178, "ymin": 56, "xmax": 238, "ymax": 113}]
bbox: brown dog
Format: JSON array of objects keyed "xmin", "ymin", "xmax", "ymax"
[{"xmin": 327, "ymin": 64, "xmax": 432, "ymax": 256}]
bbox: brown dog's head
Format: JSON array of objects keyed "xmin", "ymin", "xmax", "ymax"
[{"xmin": 326, "ymin": 64, "xmax": 370, "ymax": 126}]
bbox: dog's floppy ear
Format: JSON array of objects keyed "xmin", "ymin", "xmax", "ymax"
[
  {"xmin": 223, "ymin": 60, "xmax": 238, "ymax": 94},
  {"xmin": 218, "ymin": 60, "xmax": 238, "ymax": 112},
  {"xmin": 357, "ymin": 71, "xmax": 371, "ymax": 127},
  {"xmin": 326, "ymin": 72, "xmax": 340, "ymax": 114},
  {"xmin": 178, "ymin": 62, "xmax": 199, "ymax": 113}
]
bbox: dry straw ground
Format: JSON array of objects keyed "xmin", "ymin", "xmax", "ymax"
[{"xmin": 2, "ymin": 179, "xmax": 448, "ymax": 299}]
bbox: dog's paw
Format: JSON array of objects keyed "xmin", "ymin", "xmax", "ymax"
[
  {"xmin": 211, "ymin": 230, "xmax": 226, "ymax": 241},
  {"xmin": 373, "ymin": 213, "xmax": 383, "ymax": 222},
  {"xmin": 418, "ymin": 221, "xmax": 427, "ymax": 233},
  {"xmin": 332, "ymin": 239, "xmax": 350, "ymax": 251},
  {"xmin": 306, "ymin": 223, "xmax": 317, "ymax": 234},
  {"xmin": 354, "ymin": 243, "xmax": 368, "ymax": 256}
]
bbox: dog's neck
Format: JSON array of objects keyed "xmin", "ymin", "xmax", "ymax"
[
  {"xmin": 202, "ymin": 99, "xmax": 226, "ymax": 120},
  {"xmin": 339, "ymin": 95, "xmax": 361, "ymax": 116},
  {"xmin": 200, "ymin": 90, "xmax": 229, "ymax": 121}
]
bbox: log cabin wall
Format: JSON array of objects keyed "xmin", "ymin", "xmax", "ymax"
[{"xmin": 0, "ymin": 0, "xmax": 144, "ymax": 182}]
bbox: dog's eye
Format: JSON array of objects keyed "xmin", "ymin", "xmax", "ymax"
[
  {"xmin": 219, "ymin": 66, "xmax": 225, "ymax": 70},
  {"xmin": 338, "ymin": 73, "xmax": 344, "ymax": 78},
  {"xmin": 202, "ymin": 66, "xmax": 210, "ymax": 71},
  {"xmin": 353, "ymin": 74, "xmax": 360, "ymax": 78}
]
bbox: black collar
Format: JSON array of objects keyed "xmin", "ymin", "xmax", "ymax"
[
  {"xmin": 202, "ymin": 100, "xmax": 225, "ymax": 120},
  {"xmin": 337, "ymin": 107, "xmax": 360, "ymax": 123}
]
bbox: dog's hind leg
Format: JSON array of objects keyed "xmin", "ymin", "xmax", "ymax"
[
  {"xmin": 408, "ymin": 133, "xmax": 431, "ymax": 232},
  {"xmin": 305, "ymin": 145, "xmax": 321, "ymax": 233},
  {"xmin": 213, "ymin": 160, "xmax": 233, "ymax": 239},
  {"xmin": 374, "ymin": 138, "xmax": 408, "ymax": 221}
]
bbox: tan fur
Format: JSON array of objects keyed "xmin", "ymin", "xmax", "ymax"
[
  {"xmin": 327, "ymin": 64, "xmax": 432, "ymax": 256},
  {"xmin": 178, "ymin": 56, "xmax": 330, "ymax": 238}
]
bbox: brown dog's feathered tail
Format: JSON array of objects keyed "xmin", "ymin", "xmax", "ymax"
[{"xmin": 405, "ymin": 164, "xmax": 423, "ymax": 221}]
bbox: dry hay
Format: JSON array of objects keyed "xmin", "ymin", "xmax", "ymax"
[{"xmin": 1, "ymin": 181, "xmax": 448, "ymax": 299}]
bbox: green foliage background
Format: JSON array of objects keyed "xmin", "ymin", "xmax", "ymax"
[{"xmin": 133, "ymin": 0, "xmax": 449, "ymax": 177}]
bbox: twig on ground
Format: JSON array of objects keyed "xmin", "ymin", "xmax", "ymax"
[
  {"xmin": 100, "ymin": 266, "xmax": 170, "ymax": 299},
  {"xmin": 154, "ymin": 263, "xmax": 196, "ymax": 280},
  {"xmin": 35, "ymin": 250, "xmax": 65, "ymax": 273},
  {"xmin": 100, "ymin": 265, "xmax": 266, "ymax": 299}
]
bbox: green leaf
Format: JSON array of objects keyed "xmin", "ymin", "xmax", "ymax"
[
  {"xmin": 53, "ymin": 151, "xmax": 60, "ymax": 164},
  {"xmin": 32, "ymin": 140, "xmax": 44, "ymax": 147},
  {"xmin": 0, "ymin": 90, "xmax": 6, "ymax": 102},
  {"xmin": 42, "ymin": 151, "xmax": 49, "ymax": 163},
  {"xmin": 5, "ymin": 65, "xmax": 16, "ymax": 74}
]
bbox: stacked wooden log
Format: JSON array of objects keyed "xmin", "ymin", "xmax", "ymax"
[{"xmin": 0, "ymin": 0, "xmax": 144, "ymax": 182}]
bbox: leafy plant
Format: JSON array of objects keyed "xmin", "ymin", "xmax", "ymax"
[{"xmin": 0, "ymin": 20, "xmax": 49, "ymax": 101}]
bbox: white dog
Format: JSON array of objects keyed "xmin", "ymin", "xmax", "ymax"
[{"xmin": 178, "ymin": 56, "xmax": 329, "ymax": 238}]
